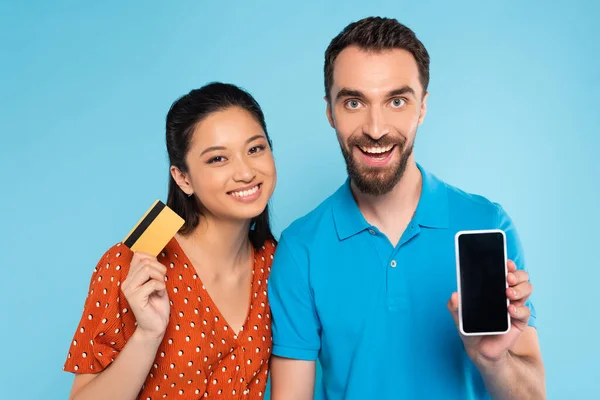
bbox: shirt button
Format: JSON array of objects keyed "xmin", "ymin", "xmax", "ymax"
[
  {"xmin": 368, "ymin": 229, "xmax": 376, "ymax": 235},
  {"xmin": 390, "ymin": 260, "xmax": 397, "ymax": 268}
]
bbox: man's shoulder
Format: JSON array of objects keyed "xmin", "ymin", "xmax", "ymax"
[
  {"xmin": 438, "ymin": 176, "xmax": 504, "ymax": 221},
  {"xmin": 279, "ymin": 186, "xmax": 340, "ymax": 244}
]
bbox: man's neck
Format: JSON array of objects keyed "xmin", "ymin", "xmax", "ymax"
[{"xmin": 351, "ymin": 161, "xmax": 422, "ymax": 246}]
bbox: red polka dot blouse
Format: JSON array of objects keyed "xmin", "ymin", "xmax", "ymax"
[{"xmin": 63, "ymin": 237, "xmax": 276, "ymax": 399}]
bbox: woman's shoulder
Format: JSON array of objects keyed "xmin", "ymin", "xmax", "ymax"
[
  {"xmin": 86, "ymin": 242, "xmax": 134, "ymax": 282},
  {"xmin": 257, "ymin": 237, "xmax": 277, "ymax": 256},
  {"xmin": 99, "ymin": 242, "xmax": 134, "ymax": 265},
  {"xmin": 64, "ymin": 242, "xmax": 136, "ymax": 373},
  {"xmin": 253, "ymin": 237, "xmax": 277, "ymax": 274},
  {"xmin": 100, "ymin": 242, "xmax": 134, "ymax": 260}
]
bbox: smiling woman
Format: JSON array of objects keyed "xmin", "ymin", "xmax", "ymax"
[
  {"xmin": 166, "ymin": 84, "xmax": 277, "ymax": 247},
  {"xmin": 63, "ymin": 82, "xmax": 278, "ymax": 400}
]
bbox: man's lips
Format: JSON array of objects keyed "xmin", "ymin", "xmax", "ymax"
[
  {"xmin": 357, "ymin": 144, "xmax": 395, "ymax": 154},
  {"xmin": 355, "ymin": 144, "xmax": 397, "ymax": 166}
]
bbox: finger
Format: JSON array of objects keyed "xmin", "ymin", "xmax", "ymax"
[
  {"xmin": 123, "ymin": 261, "xmax": 166, "ymax": 292},
  {"xmin": 129, "ymin": 258, "xmax": 167, "ymax": 281},
  {"xmin": 131, "ymin": 251, "xmax": 155, "ymax": 265},
  {"xmin": 508, "ymin": 296, "xmax": 528, "ymax": 308},
  {"xmin": 506, "ymin": 281, "xmax": 533, "ymax": 302},
  {"xmin": 135, "ymin": 279, "xmax": 167, "ymax": 301},
  {"xmin": 131, "ymin": 261, "xmax": 166, "ymax": 286},
  {"xmin": 507, "ymin": 260, "xmax": 517, "ymax": 273},
  {"xmin": 145, "ymin": 259, "xmax": 167, "ymax": 275},
  {"xmin": 129, "ymin": 252, "xmax": 156, "ymax": 275},
  {"xmin": 507, "ymin": 270, "xmax": 529, "ymax": 286},
  {"xmin": 509, "ymin": 304, "xmax": 531, "ymax": 330}
]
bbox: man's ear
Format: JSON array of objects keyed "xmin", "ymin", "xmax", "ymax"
[
  {"xmin": 170, "ymin": 165, "xmax": 193, "ymax": 196},
  {"xmin": 325, "ymin": 96, "xmax": 335, "ymax": 129},
  {"xmin": 418, "ymin": 91, "xmax": 429, "ymax": 126}
]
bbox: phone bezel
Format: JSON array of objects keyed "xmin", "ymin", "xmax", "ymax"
[{"xmin": 454, "ymin": 228, "xmax": 511, "ymax": 336}]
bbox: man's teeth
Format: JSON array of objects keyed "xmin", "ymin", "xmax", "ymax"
[
  {"xmin": 359, "ymin": 145, "xmax": 394, "ymax": 154},
  {"xmin": 230, "ymin": 185, "xmax": 259, "ymax": 198}
]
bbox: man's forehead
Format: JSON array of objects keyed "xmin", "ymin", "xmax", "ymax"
[{"xmin": 332, "ymin": 46, "xmax": 421, "ymax": 95}]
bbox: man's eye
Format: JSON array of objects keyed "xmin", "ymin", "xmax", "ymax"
[
  {"xmin": 346, "ymin": 100, "xmax": 361, "ymax": 109},
  {"xmin": 391, "ymin": 98, "xmax": 406, "ymax": 108}
]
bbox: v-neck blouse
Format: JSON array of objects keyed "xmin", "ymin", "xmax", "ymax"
[{"xmin": 64, "ymin": 237, "xmax": 276, "ymax": 399}]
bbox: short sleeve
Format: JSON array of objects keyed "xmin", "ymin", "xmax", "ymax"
[
  {"xmin": 495, "ymin": 205, "xmax": 537, "ymax": 329},
  {"xmin": 268, "ymin": 235, "xmax": 321, "ymax": 361},
  {"xmin": 63, "ymin": 243, "xmax": 136, "ymax": 374}
]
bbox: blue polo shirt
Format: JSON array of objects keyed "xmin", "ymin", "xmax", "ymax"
[{"xmin": 268, "ymin": 164, "xmax": 536, "ymax": 399}]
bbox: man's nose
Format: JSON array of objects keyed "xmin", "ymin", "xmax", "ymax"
[{"xmin": 363, "ymin": 107, "xmax": 390, "ymax": 140}]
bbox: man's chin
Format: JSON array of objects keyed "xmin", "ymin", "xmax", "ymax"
[
  {"xmin": 351, "ymin": 158, "xmax": 399, "ymax": 180},
  {"xmin": 350, "ymin": 171, "xmax": 399, "ymax": 196}
]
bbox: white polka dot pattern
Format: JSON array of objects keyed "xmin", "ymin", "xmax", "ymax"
[{"xmin": 63, "ymin": 238, "xmax": 276, "ymax": 399}]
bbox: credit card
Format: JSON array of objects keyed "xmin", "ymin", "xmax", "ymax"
[{"xmin": 122, "ymin": 200, "xmax": 185, "ymax": 256}]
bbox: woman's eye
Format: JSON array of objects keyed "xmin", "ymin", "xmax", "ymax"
[
  {"xmin": 249, "ymin": 145, "xmax": 265, "ymax": 154},
  {"xmin": 207, "ymin": 156, "xmax": 225, "ymax": 164},
  {"xmin": 391, "ymin": 98, "xmax": 406, "ymax": 108}
]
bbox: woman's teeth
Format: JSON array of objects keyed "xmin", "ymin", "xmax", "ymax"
[
  {"xmin": 359, "ymin": 145, "xmax": 394, "ymax": 154},
  {"xmin": 230, "ymin": 185, "xmax": 259, "ymax": 198}
]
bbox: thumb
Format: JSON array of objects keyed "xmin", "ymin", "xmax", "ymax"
[{"xmin": 447, "ymin": 292, "xmax": 459, "ymax": 326}]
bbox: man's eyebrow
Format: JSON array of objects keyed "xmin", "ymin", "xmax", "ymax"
[
  {"xmin": 335, "ymin": 88, "xmax": 365, "ymax": 102},
  {"xmin": 335, "ymin": 86, "xmax": 416, "ymax": 102},
  {"xmin": 386, "ymin": 86, "xmax": 416, "ymax": 97}
]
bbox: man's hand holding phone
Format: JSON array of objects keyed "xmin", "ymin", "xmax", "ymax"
[
  {"xmin": 448, "ymin": 229, "xmax": 534, "ymax": 367},
  {"xmin": 448, "ymin": 259, "xmax": 533, "ymax": 365}
]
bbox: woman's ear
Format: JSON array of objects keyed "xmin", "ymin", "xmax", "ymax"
[{"xmin": 170, "ymin": 165, "xmax": 193, "ymax": 197}]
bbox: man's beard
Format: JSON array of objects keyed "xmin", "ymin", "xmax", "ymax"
[{"xmin": 339, "ymin": 133, "xmax": 414, "ymax": 196}]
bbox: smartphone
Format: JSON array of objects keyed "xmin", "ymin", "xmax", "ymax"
[{"xmin": 455, "ymin": 229, "xmax": 510, "ymax": 336}]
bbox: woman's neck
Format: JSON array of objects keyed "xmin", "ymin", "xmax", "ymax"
[{"xmin": 176, "ymin": 216, "xmax": 252, "ymax": 276}]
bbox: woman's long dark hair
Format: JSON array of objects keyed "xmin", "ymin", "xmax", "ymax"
[{"xmin": 165, "ymin": 82, "xmax": 274, "ymax": 249}]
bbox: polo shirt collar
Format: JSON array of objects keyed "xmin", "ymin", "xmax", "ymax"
[
  {"xmin": 332, "ymin": 163, "xmax": 449, "ymax": 241},
  {"xmin": 331, "ymin": 178, "xmax": 370, "ymax": 241},
  {"xmin": 414, "ymin": 163, "xmax": 449, "ymax": 229}
]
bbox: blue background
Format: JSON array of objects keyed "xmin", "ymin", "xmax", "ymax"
[{"xmin": 1, "ymin": 0, "xmax": 598, "ymax": 398}]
